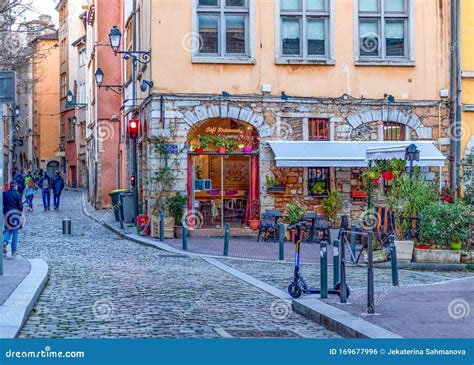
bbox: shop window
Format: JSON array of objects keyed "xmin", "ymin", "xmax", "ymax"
[
  {"xmin": 67, "ymin": 118, "xmax": 75, "ymax": 141},
  {"xmin": 308, "ymin": 118, "xmax": 329, "ymax": 141},
  {"xmin": 358, "ymin": 0, "xmax": 409, "ymax": 61},
  {"xmin": 308, "ymin": 167, "xmax": 329, "ymax": 196},
  {"xmin": 280, "ymin": 0, "xmax": 330, "ymax": 59},
  {"xmin": 196, "ymin": 0, "xmax": 249, "ymax": 57},
  {"xmin": 125, "ymin": 23, "xmax": 133, "ymax": 81},
  {"xmin": 383, "ymin": 122, "xmax": 406, "ymax": 141}
]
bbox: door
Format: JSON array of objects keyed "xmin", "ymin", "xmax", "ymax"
[{"xmin": 70, "ymin": 166, "xmax": 77, "ymax": 188}]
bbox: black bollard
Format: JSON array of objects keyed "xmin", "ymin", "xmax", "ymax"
[
  {"xmin": 62, "ymin": 218, "xmax": 72, "ymax": 235},
  {"xmin": 279, "ymin": 223, "xmax": 285, "ymax": 261},
  {"xmin": 182, "ymin": 225, "xmax": 188, "ymax": 250},
  {"xmin": 320, "ymin": 241, "xmax": 328, "ymax": 299},
  {"xmin": 389, "ymin": 235, "xmax": 399, "ymax": 286},
  {"xmin": 159, "ymin": 211, "xmax": 165, "ymax": 242},
  {"xmin": 367, "ymin": 232, "xmax": 375, "ymax": 314},
  {"xmin": 223, "ymin": 224, "xmax": 230, "ymax": 256}
]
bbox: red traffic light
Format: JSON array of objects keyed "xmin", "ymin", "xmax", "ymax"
[
  {"xmin": 130, "ymin": 175, "xmax": 136, "ymax": 187},
  {"xmin": 129, "ymin": 119, "xmax": 139, "ymax": 139}
]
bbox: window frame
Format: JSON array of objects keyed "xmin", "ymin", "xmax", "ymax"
[
  {"xmin": 276, "ymin": 0, "xmax": 334, "ymax": 65},
  {"xmin": 383, "ymin": 121, "xmax": 407, "ymax": 141},
  {"xmin": 356, "ymin": 0, "xmax": 413, "ymax": 65},
  {"xmin": 308, "ymin": 167, "xmax": 330, "ymax": 197},
  {"xmin": 308, "ymin": 117, "xmax": 330, "ymax": 141},
  {"xmin": 193, "ymin": 0, "xmax": 255, "ymax": 64}
]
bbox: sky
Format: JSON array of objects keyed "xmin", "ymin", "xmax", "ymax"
[{"xmin": 24, "ymin": 0, "xmax": 59, "ymax": 25}]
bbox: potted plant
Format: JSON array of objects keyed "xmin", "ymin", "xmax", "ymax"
[
  {"xmin": 385, "ymin": 174, "xmax": 437, "ymax": 262},
  {"xmin": 266, "ymin": 175, "xmax": 285, "ymax": 193},
  {"xmin": 311, "ymin": 181, "xmax": 327, "ymax": 196},
  {"xmin": 249, "ymin": 199, "xmax": 261, "ymax": 231},
  {"xmin": 285, "ymin": 201, "xmax": 307, "ymax": 242},
  {"xmin": 322, "ymin": 191, "xmax": 343, "ymax": 244},
  {"xmin": 239, "ymin": 135, "xmax": 253, "ymax": 153},
  {"xmin": 215, "ymin": 135, "xmax": 228, "ymax": 153},
  {"xmin": 194, "ymin": 135, "xmax": 212, "ymax": 153},
  {"xmin": 362, "ymin": 239, "xmax": 390, "ymax": 263},
  {"xmin": 167, "ymin": 192, "xmax": 188, "ymax": 239},
  {"xmin": 417, "ymin": 200, "xmax": 470, "ymax": 263}
]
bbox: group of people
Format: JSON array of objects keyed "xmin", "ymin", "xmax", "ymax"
[{"xmin": 2, "ymin": 169, "xmax": 65, "ymax": 257}]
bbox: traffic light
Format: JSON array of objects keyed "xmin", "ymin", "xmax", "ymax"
[
  {"xmin": 129, "ymin": 119, "xmax": 139, "ymax": 140},
  {"xmin": 130, "ymin": 175, "xmax": 136, "ymax": 187}
]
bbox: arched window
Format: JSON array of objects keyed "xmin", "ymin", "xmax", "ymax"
[{"xmin": 383, "ymin": 122, "xmax": 406, "ymax": 141}]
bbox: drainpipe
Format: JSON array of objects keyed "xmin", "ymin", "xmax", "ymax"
[
  {"xmin": 456, "ymin": 0, "xmax": 462, "ymax": 196},
  {"xmin": 160, "ymin": 95, "xmax": 164, "ymax": 128},
  {"xmin": 449, "ymin": 0, "xmax": 457, "ymax": 192}
]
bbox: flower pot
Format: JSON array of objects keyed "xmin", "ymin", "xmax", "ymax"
[
  {"xmin": 362, "ymin": 248, "xmax": 390, "ymax": 263},
  {"xmin": 414, "ymin": 248, "xmax": 461, "ymax": 263},
  {"xmin": 217, "ymin": 146, "xmax": 227, "ymax": 153},
  {"xmin": 268, "ymin": 186, "xmax": 286, "ymax": 194},
  {"xmin": 249, "ymin": 219, "xmax": 260, "ymax": 231},
  {"xmin": 289, "ymin": 229, "xmax": 296, "ymax": 243},
  {"xmin": 242, "ymin": 146, "xmax": 253, "ymax": 153},
  {"xmin": 351, "ymin": 191, "xmax": 368, "ymax": 199},
  {"xmin": 395, "ymin": 240, "xmax": 414, "ymax": 262},
  {"xmin": 443, "ymin": 195, "xmax": 454, "ymax": 203},
  {"xmin": 450, "ymin": 242, "xmax": 462, "ymax": 251},
  {"xmin": 382, "ymin": 171, "xmax": 394, "ymax": 180},
  {"xmin": 194, "ymin": 148, "xmax": 204, "ymax": 154},
  {"xmin": 137, "ymin": 215, "xmax": 150, "ymax": 236},
  {"xmin": 415, "ymin": 244, "xmax": 430, "ymax": 250}
]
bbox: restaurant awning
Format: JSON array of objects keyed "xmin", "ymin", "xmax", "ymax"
[{"xmin": 267, "ymin": 141, "xmax": 446, "ymax": 168}]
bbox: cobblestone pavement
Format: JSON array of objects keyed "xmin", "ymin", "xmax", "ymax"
[
  {"xmin": 218, "ymin": 258, "xmax": 474, "ymax": 293},
  {"xmin": 17, "ymin": 190, "xmax": 339, "ymax": 338}
]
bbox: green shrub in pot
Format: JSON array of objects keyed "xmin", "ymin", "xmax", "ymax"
[
  {"xmin": 167, "ymin": 192, "xmax": 188, "ymax": 227},
  {"xmin": 322, "ymin": 191, "xmax": 343, "ymax": 228},
  {"xmin": 285, "ymin": 201, "xmax": 307, "ymax": 225}
]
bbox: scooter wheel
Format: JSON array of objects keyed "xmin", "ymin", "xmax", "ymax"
[
  {"xmin": 288, "ymin": 282, "xmax": 302, "ymax": 299},
  {"xmin": 334, "ymin": 282, "xmax": 351, "ymax": 299}
]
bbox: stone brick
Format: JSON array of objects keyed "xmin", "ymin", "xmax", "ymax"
[
  {"xmin": 228, "ymin": 106, "xmax": 241, "ymax": 119},
  {"xmin": 416, "ymin": 126, "xmax": 433, "ymax": 139},
  {"xmin": 194, "ymin": 106, "xmax": 209, "ymax": 121}
]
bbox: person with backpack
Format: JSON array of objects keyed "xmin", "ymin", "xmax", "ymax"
[
  {"xmin": 24, "ymin": 170, "xmax": 34, "ymax": 188},
  {"xmin": 24, "ymin": 179, "xmax": 37, "ymax": 212},
  {"xmin": 38, "ymin": 172, "xmax": 51, "ymax": 211},
  {"xmin": 51, "ymin": 171, "xmax": 65, "ymax": 210},
  {"xmin": 3, "ymin": 181, "xmax": 23, "ymax": 257},
  {"xmin": 13, "ymin": 170, "xmax": 25, "ymax": 196}
]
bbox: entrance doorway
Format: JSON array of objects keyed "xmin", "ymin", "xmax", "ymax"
[{"xmin": 187, "ymin": 118, "xmax": 259, "ymax": 229}]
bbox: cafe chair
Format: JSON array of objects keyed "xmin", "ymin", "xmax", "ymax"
[
  {"xmin": 312, "ymin": 217, "xmax": 330, "ymax": 243},
  {"xmin": 257, "ymin": 213, "xmax": 279, "ymax": 243},
  {"xmin": 303, "ymin": 212, "xmax": 318, "ymax": 243}
]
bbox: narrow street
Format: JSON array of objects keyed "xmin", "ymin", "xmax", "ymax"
[{"xmin": 16, "ymin": 190, "xmax": 338, "ymax": 338}]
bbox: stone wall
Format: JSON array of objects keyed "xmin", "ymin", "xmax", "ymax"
[{"xmin": 140, "ymin": 94, "xmax": 451, "ymax": 224}]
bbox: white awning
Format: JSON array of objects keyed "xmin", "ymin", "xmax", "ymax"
[{"xmin": 267, "ymin": 141, "xmax": 446, "ymax": 168}]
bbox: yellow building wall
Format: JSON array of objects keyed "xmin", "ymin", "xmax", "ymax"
[
  {"xmin": 34, "ymin": 39, "xmax": 60, "ymax": 163},
  {"xmin": 461, "ymin": 0, "xmax": 474, "ymax": 157},
  {"xmin": 150, "ymin": 0, "xmax": 450, "ymax": 101}
]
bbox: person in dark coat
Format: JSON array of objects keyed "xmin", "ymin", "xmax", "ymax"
[
  {"xmin": 2, "ymin": 181, "xmax": 23, "ymax": 257},
  {"xmin": 13, "ymin": 170, "xmax": 25, "ymax": 196},
  {"xmin": 37, "ymin": 172, "xmax": 51, "ymax": 211},
  {"xmin": 52, "ymin": 171, "xmax": 65, "ymax": 210}
]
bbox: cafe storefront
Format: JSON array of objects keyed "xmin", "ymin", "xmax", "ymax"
[{"xmin": 186, "ymin": 118, "xmax": 259, "ymax": 229}]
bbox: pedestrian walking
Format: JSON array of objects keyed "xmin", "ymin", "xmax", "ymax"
[
  {"xmin": 13, "ymin": 170, "xmax": 25, "ymax": 196},
  {"xmin": 24, "ymin": 170, "xmax": 34, "ymax": 188},
  {"xmin": 38, "ymin": 172, "xmax": 52, "ymax": 211},
  {"xmin": 52, "ymin": 171, "xmax": 65, "ymax": 210},
  {"xmin": 2, "ymin": 181, "xmax": 23, "ymax": 257},
  {"xmin": 25, "ymin": 179, "xmax": 37, "ymax": 212}
]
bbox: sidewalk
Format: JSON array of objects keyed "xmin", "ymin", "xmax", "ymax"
[{"xmin": 0, "ymin": 256, "xmax": 49, "ymax": 338}]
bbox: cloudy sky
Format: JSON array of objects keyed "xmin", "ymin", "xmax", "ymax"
[{"xmin": 25, "ymin": 0, "xmax": 59, "ymax": 24}]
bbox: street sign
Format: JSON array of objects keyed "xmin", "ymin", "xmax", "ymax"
[{"xmin": 0, "ymin": 71, "xmax": 16, "ymax": 104}]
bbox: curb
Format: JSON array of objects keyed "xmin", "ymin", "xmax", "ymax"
[
  {"xmin": 374, "ymin": 261, "xmax": 471, "ymax": 272},
  {"xmin": 0, "ymin": 259, "xmax": 49, "ymax": 338}
]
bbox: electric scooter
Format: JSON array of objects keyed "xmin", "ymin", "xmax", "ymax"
[{"xmin": 288, "ymin": 222, "xmax": 350, "ymax": 299}]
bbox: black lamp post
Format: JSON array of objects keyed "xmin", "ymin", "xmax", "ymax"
[
  {"xmin": 66, "ymin": 90, "xmax": 87, "ymax": 110},
  {"xmin": 405, "ymin": 144, "xmax": 420, "ymax": 180}
]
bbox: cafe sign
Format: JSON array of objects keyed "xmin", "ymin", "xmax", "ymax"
[{"xmin": 205, "ymin": 127, "xmax": 244, "ymax": 135}]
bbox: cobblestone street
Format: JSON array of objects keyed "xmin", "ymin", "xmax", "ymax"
[{"xmin": 16, "ymin": 190, "xmax": 338, "ymax": 338}]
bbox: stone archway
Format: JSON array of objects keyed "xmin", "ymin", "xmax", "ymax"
[
  {"xmin": 181, "ymin": 104, "xmax": 272, "ymax": 138},
  {"xmin": 346, "ymin": 108, "xmax": 432, "ymax": 139}
]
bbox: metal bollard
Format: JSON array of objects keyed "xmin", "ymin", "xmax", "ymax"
[
  {"xmin": 367, "ymin": 232, "xmax": 375, "ymax": 314},
  {"xmin": 223, "ymin": 224, "xmax": 230, "ymax": 256},
  {"xmin": 320, "ymin": 241, "xmax": 328, "ymax": 299},
  {"xmin": 182, "ymin": 225, "xmax": 188, "ymax": 250},
  {"xmin": 278, "ymin": 223, "xmax": 285, "ymax": 261},
  {"xmin": 339, "ymin": 234, "xmax": 347, "ymax": 304},
  {"xmin": 333, "ymin": 239, "xmax": 340, "ymax": 290},
  {"xmin": 389, "ymin": 235, "xmax": 399, "ymax": 286},
  {"xmin": 159, "ymin": 211, "xmax": 165, "ymax": 242},
  {"xmin": 350, "ymin": 224, "xmax": 356, "ymax": 262},
  {"xmin": 62, "ymin": 218, "xmax": 72, "ymax": 235}
]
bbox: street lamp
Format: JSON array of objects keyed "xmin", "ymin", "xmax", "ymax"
[
  {"xmin": 95, "ymin": 68, "xmax": 104, "ymax": 86},
  {"xmin": 14, "ymin": 105, "xmax": 20, "ymax": 117},
  {"xmin": 71, "ymin": 116, "xmax": 78, "ymax": 125},
  {"xmin": 66, "ymin": 90, "xmax": 87, "ymax": 110},
  {"xmin": 108, "ymin": 26, "xmax": 122, "ymax": 54},
  {"xmin": 94, "ymin": 68, "xmax": 124, "ymax": 94}
]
